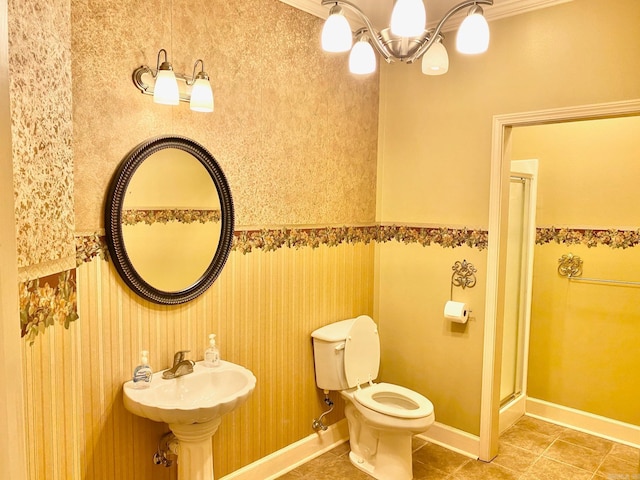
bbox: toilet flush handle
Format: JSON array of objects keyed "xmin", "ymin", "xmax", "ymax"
[{"xmin": 335, "ymin": 342, "xmax": 346, "ymax": 351}]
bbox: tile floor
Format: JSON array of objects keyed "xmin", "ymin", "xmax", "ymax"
[{"xmin": 277, "ymin": 416, "xmax": 639, "ymax": 479}]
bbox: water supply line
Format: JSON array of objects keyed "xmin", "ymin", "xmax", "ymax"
[
  {"xmin": 312, "ymin": 391, "xmax": 334, "ymax": 431},
  {"xmin": 153, "ymin": 432, "xmax": 178, "ymax": 467}
]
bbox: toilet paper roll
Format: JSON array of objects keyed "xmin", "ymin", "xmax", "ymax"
[{"xmin": 444, "ymin": 301, "xmax": 469, "ymax": 324}]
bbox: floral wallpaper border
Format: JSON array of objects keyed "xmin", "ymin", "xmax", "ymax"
[
  {"xmin": 20, "ymin": 269, "xmax": 78, "ymax": 345},
  {"xmin": 73, "ymin": 225, "xmax": 640, "ymax": 265},
  {"xmin": 21, "ymin": 225, "xmax": 640, "ymax": 343},
  {"xmin": 232, "ymin": 225, "xmax": 489, "ymax": 254},
  {"xmin": 536, "ymin": 227, "xmax": 640, "ymax": 249},
  {"xmin": 73, "ymin": 225, "xmax": 490, "ymax": 263},
  {"xmin": 122, "ymin": 208, "xmax": 221, "ymax": 226}
]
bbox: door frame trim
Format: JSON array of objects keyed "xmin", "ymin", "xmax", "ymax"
[{"xmin": 479, "ymin": 99, "xmax": 640, "ymax": 461}]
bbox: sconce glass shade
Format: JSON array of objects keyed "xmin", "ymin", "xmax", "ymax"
[
  {"xmin": 190, "ymin": 77, "xmax": 214, "ymax": 112},
  {"xmin": 456, "ymin": 7, "xmax": 490, "ymax": 54},
  {"xmin": 349, "ymin": 39, "xmax": 376, "ymax": 75},
  {"xmin": 153, "ymin": 68, "xmax": 180, "ymax": 105},
  {"xmin": 322, "ymin": 6, "xmax": 352, "ymax": 53},
  {"xmin": 421, "ymin": 39, "xmax": 449, "ymax": 75},
  {"xmin": 390, "ymin": 0, "xmax": 426, "ymax": 38}
]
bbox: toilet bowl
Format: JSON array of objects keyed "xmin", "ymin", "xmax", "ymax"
[{"xmin": 311, "ymin": 315, "xmax": 435, "ymax": 480}]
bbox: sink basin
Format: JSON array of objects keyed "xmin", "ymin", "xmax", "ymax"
[
  {"xmin": 123, "ymin": 360, "xmax": 256, "ymax": 425},
  {"xmin": 123, "ymin": 359, "xmax": 256, "ymax": 480}
]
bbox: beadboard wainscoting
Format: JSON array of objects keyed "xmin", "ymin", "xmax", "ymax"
[{"xmin": 22, "ymin": 242, "xmax": 374, "ymax": 480}]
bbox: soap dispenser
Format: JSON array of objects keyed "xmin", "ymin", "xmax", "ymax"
[
  {"xmin": 204, "ymin": 334, "xmax": 220, "ymax": 367},
  {"xmin": 132, "ymin": 350, "xmax": 153, "ymax": 388}
]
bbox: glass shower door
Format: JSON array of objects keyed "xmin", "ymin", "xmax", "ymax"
[{"xmin": 500, "ymin": 176, "xmax": 530, "ymax": 405}]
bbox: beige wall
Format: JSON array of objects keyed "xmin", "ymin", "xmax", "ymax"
[
  {"xmin": 72, "ymin": 0, "xmax": 378, "ymax": 231},
  {"xmin": 24, "ymin": 244, "xmax": 373, "ymax": 479},
  {"xmin": 1, "ymin": 0, "xmax": 26, "ymax": 475},
  {"xmin": 511, "ymin": 118, "xmax": 640, "ymax": 425},
  {"xmin": 11, "ymin": 0, "xmax": 379, "ymax": 479},
  {"xmin": 9, "ymin": 0, "xmax": 75, "ymax": 277},
  {"xmin": 376, "ymin": 0, "xmax": 640, "ymax": 436}
]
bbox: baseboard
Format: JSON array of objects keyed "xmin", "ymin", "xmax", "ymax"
[
  {"xmin": 416, "ymin": 422, "xmax": 480, "ymax": 459},
  {"xmin": 526, "ymin": 397, "xmax": 640, "ymax": 448},
  {"xmin": 499, "ymin": 394, "xmax": 527, "ymax": 434},
  {"xmin": 220, "ymin": 419, "xmax": 349, "ymax": 480}
]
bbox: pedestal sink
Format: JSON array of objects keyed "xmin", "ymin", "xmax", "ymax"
[{"xmin": 123, "ymin": 360, "xmax": 256, "ymax": 480}]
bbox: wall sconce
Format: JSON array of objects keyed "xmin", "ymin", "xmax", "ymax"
[{"xmin": 132, "ymin": 49, "xmax": 214, "ymax": 113}]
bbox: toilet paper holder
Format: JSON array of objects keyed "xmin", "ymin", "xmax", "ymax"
[
  {"xmin": 445, "ymin": 260, "xmax": 476, "ymax": 322},
  {"xmin": 450, "ymin": 259, "xmax": 477, "ymax": 300}
]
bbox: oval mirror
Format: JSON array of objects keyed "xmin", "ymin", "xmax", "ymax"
[{"xmin": 105, "ymin": 136, "xmax": 234, "ymax": 304}]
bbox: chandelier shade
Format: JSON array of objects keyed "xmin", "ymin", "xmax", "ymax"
[
  {"xmin": 349, "ymin": 35, "xmax": 377, "ymax": 75},
  {"xmin": 421, "ymin": 37, "xmax": 448, "ymax": 75},
  {"xmin": 390, "ymin": 0, "xmax": 427, "ymax": 38},
  {"xmin": 321, "ymin": 5, "xmax": 353, "ymax": 52},
  {"xmin": 456, "ymin": 5, "xmax": 490, "ymax": 54},
  {"xmin": 320, "ymin": 0, "xmax": 493, "ymax": 75}
]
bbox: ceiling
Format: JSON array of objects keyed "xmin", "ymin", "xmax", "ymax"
[{"xmin": 279, "ymin": 0, "xmax": 572, "ymax": 32}]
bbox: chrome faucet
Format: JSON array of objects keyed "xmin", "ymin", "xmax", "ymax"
[{"xmin": 162, "ymin": 350, "xmax": 195, "ymax": 379}]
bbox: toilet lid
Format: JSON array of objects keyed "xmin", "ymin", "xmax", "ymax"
[
  {"xmin": 354, "ymin": 383, "xmax": 434, "ymax": 419},
  {"xmin": 343, "ymin": 315, "xmax": 380, "ymax": 388}
]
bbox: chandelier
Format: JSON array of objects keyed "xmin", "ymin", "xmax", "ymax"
[{"xmin": 320, "ymin": 0, "xmax": 493, "ymax": 75}]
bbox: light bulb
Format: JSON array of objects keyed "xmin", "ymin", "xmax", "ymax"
[
  {"xmin": 456, "ymin": 6, "xmax": 490, "ymax": 54},
  {"xmin": 190, "ymin": 77, "xmax": 214, "ymax": 112},
  {"xmin": 321, "ymin": 5, "xmax": 352, "ymax": 53},
  {"xmin": 390, "ymin": 0, "xmax": 426, "ymax": 38},
  {"xmin": 153, "ymin": 67, "xmax": 180, "ymax": 105},
  {"xmin": 349, "ymin": 39, "xmax": 376, "ymax": 75},
  {"xmin": 421, "ymin": 39, "xmax": 449, "ymax": 75}
]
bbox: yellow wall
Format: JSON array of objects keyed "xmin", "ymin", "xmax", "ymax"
[
  {"xmin": 527, "ymin": 244, "xmax": 640, "ymax": 425},
  {"xmin": 9, "ymin": 0, "xmax": 640, "ymax": 478},
  {"xmin": 511, "ymin": 118, "xmax": 640, "ymax": 425},
  {"xmin": 513, "ymin": 117, "xmax": 640, "ymax": 228},
  {"xmin": 376, "ymin": 0, "xmax": 640, "ymax": 435},
  {"xmin": 377, "ymin": 244, "xmax": 487, "ymax": 433}
]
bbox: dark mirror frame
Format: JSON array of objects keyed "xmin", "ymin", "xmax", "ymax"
[{"xmin": 104, "ymin": 135, "xmax": 234, "ymax": 305}]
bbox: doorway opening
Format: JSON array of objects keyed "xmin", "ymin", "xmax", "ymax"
[{"xmin": 479, "ymin": 99, "xmax": 640, "ymax": 462}]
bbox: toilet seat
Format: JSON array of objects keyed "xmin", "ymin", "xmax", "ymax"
[{"xmin": 353, "ymin": 383, "xmax": 433, "ymax": 419}]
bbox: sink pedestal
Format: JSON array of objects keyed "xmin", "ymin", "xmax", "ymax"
[
  {"xmin": 123, "ymin": 361, "xmax": 256, "ymax": 478},
  {"xmin": 170, "ymin": 418, "xmax": 222, "ymax": 480}
]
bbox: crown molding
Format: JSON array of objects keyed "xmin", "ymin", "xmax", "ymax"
[{"xmin": 278, "ymin": 0, "xmax": 573, "ymax": 31}]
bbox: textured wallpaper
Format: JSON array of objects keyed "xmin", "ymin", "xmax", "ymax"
[
  {"xmin": 72, "ymin": 0, "xmax": 379, "ymax": 232},
  {"xmin": 8, "ymin": 0, "xmax": 75, "ymax": 274}
]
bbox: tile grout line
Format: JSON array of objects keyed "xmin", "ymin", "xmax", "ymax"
[{"xmin": 590, "ymin": 445, "xmax": 616, "ymax": 480}]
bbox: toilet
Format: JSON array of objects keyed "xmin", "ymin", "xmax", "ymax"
[{"xmin": 311, "ymin": 315, "xmax": 435, "ymax": 480}]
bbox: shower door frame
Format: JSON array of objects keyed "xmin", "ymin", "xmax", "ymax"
[
  {"xmin": 479, "ymin": 99, "xmax": 640, "ymax": 462},
  {"xmin": 498, "ymin": 161, "xmax": 537, "ymax": 434}
]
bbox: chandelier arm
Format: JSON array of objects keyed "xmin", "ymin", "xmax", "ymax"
[
  {"xmin": 321, "ymin": 0, "xmax": 393, "ymax": 62},
  {"xmin": 407, "ymin": 0, "xmax": 493, "ymax": 63}
]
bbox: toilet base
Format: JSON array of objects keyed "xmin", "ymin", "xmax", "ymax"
[
  {"xmin": 342, "ymin": 390, "xmax": 433, "ymax": 480},
  {"xmin": 349, "ymin": 446, "xmax": 413, "ymax": 480},
  {"xmin": 348, "ymin": 450, "xmax": 377, "ymax": 478},
  {"xmin": 344, "ymin": 403, "xmax": 414, "ymax": 480}
]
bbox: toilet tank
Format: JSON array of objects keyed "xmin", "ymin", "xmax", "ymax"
[
  {"xmin": 311, "ymin": 315, "xmax": 380, "ymax": 391},
  {"xmin": 311, "ymin": 318, "xmax": 354, "ymax": 391}
]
